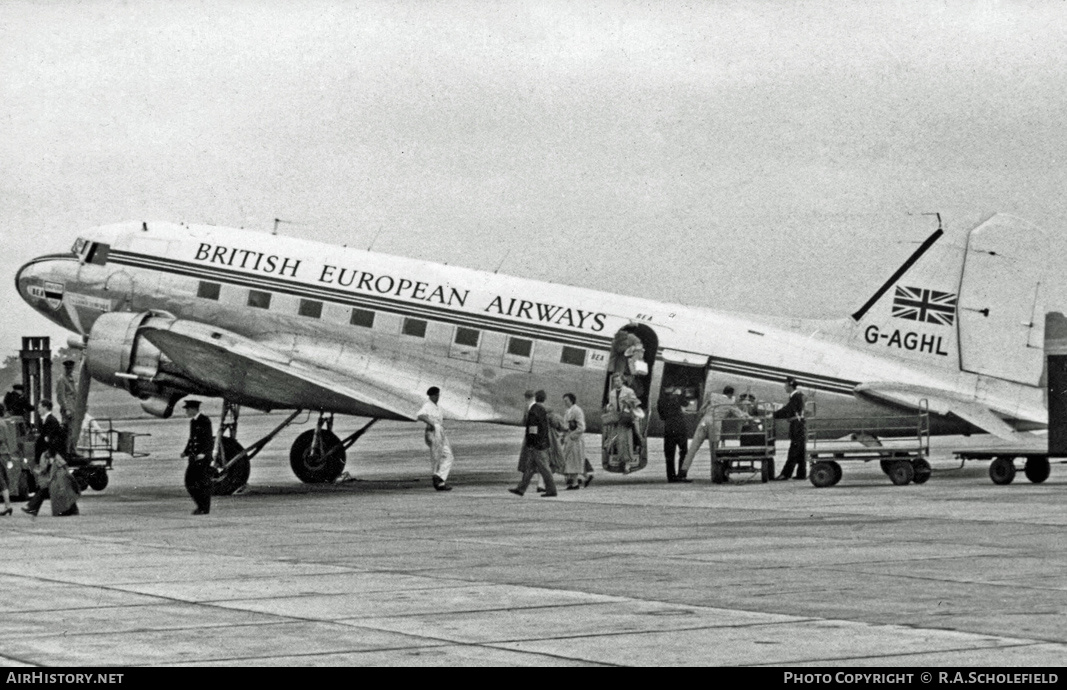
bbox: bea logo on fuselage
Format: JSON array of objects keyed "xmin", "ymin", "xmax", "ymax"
[{"xmin": 864, "ymin": 325, "xmax": 949, "ymax": 356}]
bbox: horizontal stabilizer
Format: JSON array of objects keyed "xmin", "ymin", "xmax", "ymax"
[
  {"xmin": 854, "ymin": 382, "xmax": 1035, "ymax": 441},
  {"xmin": 140, "ymin": 320, "xmax": 414, "ymax": 420}
]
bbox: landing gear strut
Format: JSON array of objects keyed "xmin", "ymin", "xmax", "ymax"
[
  {"xmin": 211, "ymin": 402, "xmax": 251, "ymax": 496},
  {"xmin": 207, "ymin": 403, "xmax": 379, "ymax": 490}
]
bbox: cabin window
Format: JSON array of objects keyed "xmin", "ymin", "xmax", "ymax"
[
  {"xmin": 350, "ymin": 308, "xmax": 375, "ymax": 328},
  {"xmin": 507, "ymin": 337, "xmax": 533, "ymax": 358},
  {"xmin": 560, "ymin": 346, "xmax": 586, "ymax": 366},
  {"xmin": 402, "ymin": 318, "xmax": 427, "ymax": 338},
  {"xmin": 298, "ymin": 299, "xmax": 323, "ymax": 319},
  {"xmin": 454, "ymin": 327, "xmax": 480, "ymax": 347},
  {"xmin": 247, "ymin": 289, "xmax": 272, "ymax": 309},
  {"xmin": 197, "ymin": 281, "xmax": 221, "ymax": 300}
]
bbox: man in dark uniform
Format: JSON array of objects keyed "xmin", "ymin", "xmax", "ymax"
[
  {"xmin": 56, "ymin": 360, "xmax": 79, "ymax": 445},
  {"xmin": 508, "ymin": 390, "xmax": 558, "ymax": 497},
  {"xmin": 656, "ymin": 388, "xmax": 688, "ymax": 483},
  {"xmin": 181, "ymin": 400, "xmax": 214, "ymax": 515},
  {"xmin": 773, "ymin": 377, "xmax": 807, "ymax": 480}
]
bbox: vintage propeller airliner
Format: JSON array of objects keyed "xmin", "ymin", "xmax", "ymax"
[{"xmin": 14, "ymin": 214, "xmax": 1052, "ymax": 492}]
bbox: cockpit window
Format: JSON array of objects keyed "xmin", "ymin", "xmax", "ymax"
[
  {"xmin": 86, "ymin": 242, "xmax": 110, "ymax": 265},
  {"xmin": 72, "ymin": 239, "xmax": 110, "ymax": 266}
]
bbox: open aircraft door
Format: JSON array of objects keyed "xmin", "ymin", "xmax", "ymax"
[
  {"xmin": 601, "ymin": 324, "xmax": 658, "ymax": 474},
  {"xmin": 654, "ymin": 349, "xmax": 711, "ymax": 437}
]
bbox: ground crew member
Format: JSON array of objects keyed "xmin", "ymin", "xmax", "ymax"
[
  {"xmin": 773, "ymin": 377, "xmax": 807, "ymax": 480},
  {"xmin": 678, "ymin": 385, "xmax": 748, "ymax": 481},
  {"xmin": 656, "ymin": 388, "xmax": 688, "ymax": 482},
  {"xmin": 416, "ymin": 386, "xmax": 454, "ymax": 491},
  {"xmin": 56, "ymin": 360, "xmax": 78, "ymax": 452},
  {"xmin": 181, "ymin": 399, "xmax": 214, "ymax": 514}
]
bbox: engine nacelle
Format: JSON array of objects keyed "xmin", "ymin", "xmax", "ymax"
[{"xmin": 85, "ymin": 311, "xmax": 196, "ymax": 410}]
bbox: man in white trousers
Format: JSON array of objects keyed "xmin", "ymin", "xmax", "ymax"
[{"xmin": 416, "ymin": 386, "xmax": 454, "ymax": 491}]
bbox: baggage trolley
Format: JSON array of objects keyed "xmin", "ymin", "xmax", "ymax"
[
  {"xmin": 804, "ymin": 400, "xmax": 930, "ymax": 487},
  {"xmin": 710, "ymin": 411, "xmax": 776, "ymax": 483}
]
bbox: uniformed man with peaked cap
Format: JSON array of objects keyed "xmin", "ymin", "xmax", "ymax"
[{"xmin": 181, "ymin": 399, "xmax": 214, "ymax": 514}]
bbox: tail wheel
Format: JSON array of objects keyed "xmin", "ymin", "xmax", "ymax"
[
  {"xmin": 290, "ymin": 429, "xmax": 346, "ymax": 484},
  {"xmin": 1024, "ymin": 457, "xmax": 1050, "ymax": 484},
  {"xmin": 809, "ymin": 462, "xmax": 835, "ymax": 488},
  {"xmin": 912, "ymin": 459, "xmax": 932, "ymax": 485},
  {"xmin": 888, "ymin": 460, "xmax": 914, "ymax": 486},
  {"xmin": 211, "ymin": 437, "xmax": 251, "ymax": 496},
  {"xmin": 989, "ymin": 456, "xmax": 1016, "ymax": 485}
]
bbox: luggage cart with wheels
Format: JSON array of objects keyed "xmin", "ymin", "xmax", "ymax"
[
  {"xmin": 804, "ymin": 400, "xmax": 931, "ymax": 487},
  {"xmin": 66, "ymin": 419, "xmax": 150, "ymax": 492},
  {"xmin": 710, "ymin": 411, "xmax": 776, "ymax": 484}
]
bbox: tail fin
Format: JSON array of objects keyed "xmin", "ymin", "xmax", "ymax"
[{"xmin": 850, "ymin": 214, "xmax": 1048, "ymax": 386}]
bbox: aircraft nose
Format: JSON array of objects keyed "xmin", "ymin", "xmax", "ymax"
[{"xmin": 16, "ymin": 256, "xmax": 68, "ymax": 311}]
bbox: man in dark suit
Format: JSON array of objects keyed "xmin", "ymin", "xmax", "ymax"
[
  {"xmin": 508, "ymin": 390, "xmax": 558, "ymax": 497},
  {"xmin": 773, "ymin": 377, "xmax": 807, "ymax": 480},
  {"xmin": 23, "ymin": 399, "xmax": 76, "ymax": 516},
  {"xmin": 33, "ymin": 399, "xmax": 67, "ymax": 464},
  {"xmin": 656, "ymin": 388, "xmax": 689, "ymax": 483},
  {"xmin": 181, "ymin": 399, "xmax": 214, "ymax": 515}
]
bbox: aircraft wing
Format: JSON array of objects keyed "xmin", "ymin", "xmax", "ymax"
[
  {"xmin": 853, "ymin": 382, "xmax": 1038, "ymax": 441},
  {"xmin": 139, "ymin": 319, "xmax": 414, "ymax": 420}
]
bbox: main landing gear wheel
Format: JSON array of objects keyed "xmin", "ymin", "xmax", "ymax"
[
  {"xmin": 911, "ymin": 459, "xmax": 932, "ymax": 485},
  {"xmin": 212, "ymin": 437, "xmax": 251, "ymax": 496},
  {"xmin": 1024, "ymin": 457, "xmax": 1050, "ymax": 484},
  {"xmin": 887, "ymin": 460, "xmax": 914, "ymax": 486},
  {"xmin": 290, "ymin": 429, "xmax": 346, "ymax": 484},
  {"xmin": 810, "ymin": 462, "xmax": 836, "ymax": 488},
  {"xmin": 989, "ymin": 456, "xmax": 1016, "ymax": 485}
]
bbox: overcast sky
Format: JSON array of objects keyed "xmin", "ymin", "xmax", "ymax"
[{"xmin": 3, "ymin": 0, "xmax": 1066, "ymax": 358}]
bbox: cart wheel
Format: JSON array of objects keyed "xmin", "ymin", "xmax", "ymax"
[
  {"xmin": 1024, "ymin": 457, "xmax": 1050, "ymax": 484},
  {"xmin": 73, "ymin": 470, "xmax": 90, "ymax": 493},
  {"xmin": 760, "ymin": 459, "xmax": 772, "ymax": 483},
  {"xmin": 989, "ymin": 456, "xmax": 1016, "ymax": 485},
  {"xmin": 888, "ymin": 460, "xmax": 914, "ymax": 486},
  {"xmin": 828, "ymin": 461, "xmax": 843, "ymax": 486},
  {"xmin": 87, "ymin": 468, "xmax": 109, "ymax": 491},
  {"xmin": 809, "ymin": 462, "xmax": 836, "ymax": 488},
  {"xmin": 711, "ymin": 459, "xmax": 727, "ymax": 484},
  {"xmin": 911, "ymin": 459, "xmax": 932, "ymax": 485}
]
